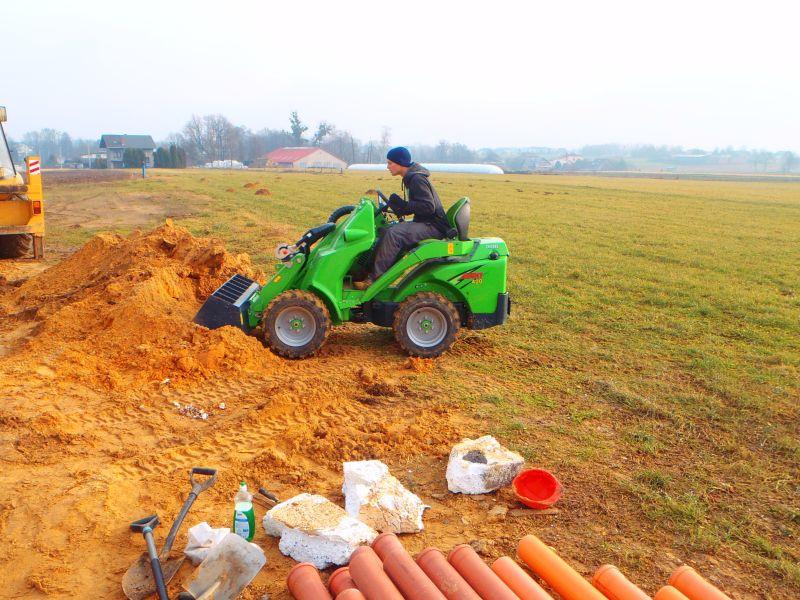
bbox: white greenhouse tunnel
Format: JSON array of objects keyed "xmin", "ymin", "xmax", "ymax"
[{"xmin": 348, "ymin": 163, "xmax": 504, "ymax": 175}]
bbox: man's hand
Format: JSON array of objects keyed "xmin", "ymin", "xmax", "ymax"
[{"xmin": 388, "ymin": 193, "xmax": 407, "ymax": 215}]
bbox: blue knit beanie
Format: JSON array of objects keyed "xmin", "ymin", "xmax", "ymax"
[{"xmin": 386, "ymin": 146, "xmax": 412, "ymax": 167}]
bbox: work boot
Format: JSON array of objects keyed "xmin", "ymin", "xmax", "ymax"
[{"xmin": 353, "ymin": 278, "xmax": 373, "ymax": 291}]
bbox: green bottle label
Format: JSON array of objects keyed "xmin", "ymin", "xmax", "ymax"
[{"xmin": 233, "ymin": 503, "xmax": 255, "ymax": 541}]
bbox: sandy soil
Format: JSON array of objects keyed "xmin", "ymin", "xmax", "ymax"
[{"xmin": 0, "ymin": 222, "xmax": 510, "ymax": 599}]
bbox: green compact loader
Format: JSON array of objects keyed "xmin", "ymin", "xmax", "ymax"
[{"xmin": 194, "ymin": 191, "xmax": 509, "ymax": 358}]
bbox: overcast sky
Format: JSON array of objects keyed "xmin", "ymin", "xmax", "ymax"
[{"xmin": 4, "ymin": 0, "xmax": 799, "ymax": 151}]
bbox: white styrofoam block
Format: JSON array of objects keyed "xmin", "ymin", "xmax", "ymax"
[
  {"xmin": 446, "ymin": 435, "xmax": 525, "ymax": 494},
  {"xmin": 342, "ymin": 460, "xmax": 428, "ymax": 533},
  {"xmin": 263, "ymin": 493, "xmax": 377, "ymax": 569}
]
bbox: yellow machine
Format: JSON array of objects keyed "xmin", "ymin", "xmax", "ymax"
[{"xmin": 0, "ymin": 106, "xmax": 44, "ymax": 259}]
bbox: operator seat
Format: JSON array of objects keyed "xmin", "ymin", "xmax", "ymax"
[{"xmin": 445, "ymin": 197, "xmax": 471, "ymax": 240}]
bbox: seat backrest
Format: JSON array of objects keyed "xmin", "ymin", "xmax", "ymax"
[{"xmin": 446, "ymin": 197, "xmax": 471, "ymax": 241}]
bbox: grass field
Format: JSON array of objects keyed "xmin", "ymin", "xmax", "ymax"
[{"xmin": 39, "ymin": 169, "xmax": 800, "ymax": 596}]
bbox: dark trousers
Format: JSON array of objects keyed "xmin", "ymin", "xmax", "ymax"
[{"xmin": 372, "ymin": 221, "xmax": 442, "ymax": 279}]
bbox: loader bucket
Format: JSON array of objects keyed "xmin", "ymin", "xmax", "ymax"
[{"xmin": 193, "ymin": 274, "xmax": 261, "ymax": 332}]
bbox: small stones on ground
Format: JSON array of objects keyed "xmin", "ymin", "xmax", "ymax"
[
  {"xmin": 487, "ymin": 504, "xmax": 508, "ymax": 522},
  {"xmin": 160, "ymin": 377, "xmax": 170, "ymax": 385},
  {"xmin": 172, "ymin": 401, "xmax": 209, "ymax": 420},
  {"xmin": 508, "ymin": 507, "xmax": 560, "ymax": 517},
  {"xmin": 218, "ymin": 402, "xmax": 226, "ymax": 410},
  {"xmin": 469, "ymin": 538, "xmax": 493, "ymax": 555}
]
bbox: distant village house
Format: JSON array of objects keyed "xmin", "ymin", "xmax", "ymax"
[
  {"xmin": 99, "ymin": 134, "xmax": 156, "ymax": 168},
  {"xmin": 255, "ymin": 147, "xmax": 347, "ymax": 170}
]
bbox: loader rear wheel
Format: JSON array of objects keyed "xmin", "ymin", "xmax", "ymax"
[
  {"xmin": 262, "ymin": 290, "xmax": 330, "ymax": 358},
  {"xmin": 393, "ymin": 292, "xmax": 460, "ymax": 358},
  {"xmin": 0, "ymin": 234, "xmax": 31, "ymax": 259}
]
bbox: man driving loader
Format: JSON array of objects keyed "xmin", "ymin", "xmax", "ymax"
[{"xmin": 354, "ymin": 146, "xmax": 450, "ymax": 290}]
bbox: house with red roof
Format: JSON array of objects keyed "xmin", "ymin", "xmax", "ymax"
[{"xmin": 258, "ymin": 147, "xmax": 346, "ymax": 170}]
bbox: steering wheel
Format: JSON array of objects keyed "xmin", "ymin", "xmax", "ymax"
[
  {"xmin": 376, "ymin": 189, "xmax": 390, "ymax": 211},
  {"xmin": 375, "ymin": 189, "xmax": 404, "ymax": 222}
]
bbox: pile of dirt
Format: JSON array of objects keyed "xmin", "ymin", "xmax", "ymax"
[
  {"xmin": 0, "ymin": 220, "xmax": 276, "ymax": 389},
  {"xmin": 255, "ymin": 188, "xmax": 271, "ymax": 196}
]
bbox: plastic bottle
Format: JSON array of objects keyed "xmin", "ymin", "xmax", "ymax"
[{"xmin": 232, "ymin": 481, "xmax": 255, "ymax": 541}]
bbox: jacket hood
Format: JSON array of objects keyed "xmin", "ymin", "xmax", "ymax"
[{"xmin": 403, "ymin": 163, "xmax": 430, "ymax": 183}]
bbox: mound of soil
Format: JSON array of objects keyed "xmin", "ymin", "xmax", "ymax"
[
  {"xmin": 0, "ymin": 220, "xmax": 274, "ymax": 389},
  {"xmin": 255, "ymin": 188, "xmax": 271, "ymax": 196}
]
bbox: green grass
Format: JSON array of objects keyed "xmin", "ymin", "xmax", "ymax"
[{"xmin": 44, "ymin": 169, "xmax": 800, "ymax": 593}]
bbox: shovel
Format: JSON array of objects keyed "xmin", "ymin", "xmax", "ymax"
[
  {"xmin": 123, "ymin": 467, "xmax": 218, "ymax": 600},
  {"xmin": 180, "ymin": 533, "xmax": 266, "ymax": 600}
]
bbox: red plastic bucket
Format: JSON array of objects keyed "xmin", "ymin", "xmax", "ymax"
[{"xmin": 513, "ymin": 469, "xmax": 562, "ymax": 509}]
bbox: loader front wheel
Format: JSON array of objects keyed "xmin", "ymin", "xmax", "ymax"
[
  {"xmin": 393, "ymin": 292, "xmax": 460, "ymax": 358},
  {"xmin": 0, "ymin": 234, "xmax": 31, "ymax": 259},
  {"xmin": 262, "ymin": 290, "xmax": 330, "ymax": 358}
]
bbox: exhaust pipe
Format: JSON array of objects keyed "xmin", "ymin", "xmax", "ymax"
[
  {"xmin": 592, "ymin": 565, "xmax": 651, "ymax": 600},
  {"xmin": 668, "ymin": 566, "xmax": 731, "ymax": 600},
  {"xmin": 416, "ymin": 548, "xmax": 481, "ymax": 600},
  {"xmin": 491, "ymin": 556, "xmax": 554, "ymax": 600},
  {"xmin": 518, "ymin": 534, "xmax": 607, "ymax": 600}
]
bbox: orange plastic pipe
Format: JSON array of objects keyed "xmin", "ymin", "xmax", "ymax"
[
  {"xmin": 336, "ymin": 590, "xmax": 367, "ymax": 600},
  {"xmin": 348, "ymin": 546, "xmax": 404, "ymax": 600},
  {"xmin": 416, "ymin": 547, "xmax": 482, "ymax": 600},
  {"xmin": 448, "ymin": 544, "xmax": 520, "ymax": 600},
  {"xmin": 328, "ymin": 567, "xmax": 357, "ymax": 596},
  {"xmin": 518, "ymin": 534, "xmax": 607, "ymax": 600},
  {"xmin": 383, "ymin": 546, "xmax": 447, "ymax": 600},
  {"xmin": 287, "ymin": 563, "xmax": 334, "ymax": 600},
  {"xmin": 654, "ymin": 586, "xmax": 690, "ymax": 600},
  {"xmin": 372, "ymin": 532, "xmax": 405, "ymax": 560},
  {"xmin": 592, "ymin": 565, "xmax": 651, "ymax": 600},
  {"xmin": 668, "ymin": 566, "xmax": 731, "ymax": 600},
  {"xmin": 491, "ymin": 556, "xmax": 554, "ymax": 600}
]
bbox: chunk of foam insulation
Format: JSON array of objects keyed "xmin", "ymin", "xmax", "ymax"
[
  {"xmin": 343, "ymin": 460, "xmax": 428, "ymax": 533},
  {"xmin": 262, "ymin": 493, "xmax": 378, "ymax": 569},
  {"xmin": 446, "ymin": 435, "xmax": 525, "ymax": 494}
]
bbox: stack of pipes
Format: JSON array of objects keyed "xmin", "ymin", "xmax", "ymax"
[{"xmin": 287, "ymin": 532, "xmax": 734, "ymax": 600}]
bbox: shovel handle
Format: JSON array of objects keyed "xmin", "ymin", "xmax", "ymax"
[
  {"xmin": 162, "ymin": 467, "xmax": 218, "ymax": 555},
  {"xmin": 258, "ymin": 487, "xmax": 279, "ymax": 503},
  {"xmin": 130, "ymin": 514, "xmax": 160, "ymax": 532}
]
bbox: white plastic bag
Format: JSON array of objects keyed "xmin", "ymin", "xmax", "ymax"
[{"xmin": 184, "ymin": 522, "xmax": 231, "ymax": 566}]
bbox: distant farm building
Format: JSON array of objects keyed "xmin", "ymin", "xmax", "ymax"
[
  {"xmin": 99, "ymin": 134, "xmax": 156, "ymax": 168},
  {"xmin": 257, "ymin": 147, "xmax": 347, "ymax": 171},
  {"xmin": 550, "ymin": 154, "xmax": 583, "ymax": 169}
]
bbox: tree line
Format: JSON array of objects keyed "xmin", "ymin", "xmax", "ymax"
[{"xmin": 6, "ymin": 113, "xmax": 799, "ymax": 173}]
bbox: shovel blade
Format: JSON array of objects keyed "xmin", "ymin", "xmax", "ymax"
[
  {"xmin": 122, "ymin": 552, "xmax": 184, "ymax": 600},
  {"xmin": 186, "ymin": 534, "xmax": 265, "ymax": 600}
]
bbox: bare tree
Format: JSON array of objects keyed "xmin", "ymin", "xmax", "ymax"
[{"xmin": 289, "ymin": 111, "xmax": 308, "ymax": 146}]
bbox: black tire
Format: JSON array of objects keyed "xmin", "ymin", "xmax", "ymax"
[
  {"xmin": 393, "ymin": 292, "xmax": 460, "ymax": 358},
  {"xmin": 0, "ymin": 234, "xmax": 31, "ymax": 259},
  {"xmin": 262, "ymin": 290, "xmax": 330, "ymax": 358}
]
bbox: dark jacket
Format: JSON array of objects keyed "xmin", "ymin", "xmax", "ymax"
[{"xmin": 388, "ymin": 164, "xmax": 450, "ymax": 235}]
